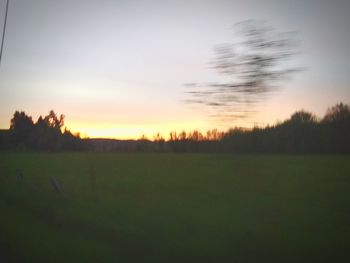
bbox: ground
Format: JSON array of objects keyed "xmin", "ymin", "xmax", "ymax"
[{"xmin": 0, "ymin": 153, "xmax": 349, "ymax": 262}]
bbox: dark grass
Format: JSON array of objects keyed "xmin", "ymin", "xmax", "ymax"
[{"xmin": 0, "ymin": 153, "xmax": 350, "ymax": 262}]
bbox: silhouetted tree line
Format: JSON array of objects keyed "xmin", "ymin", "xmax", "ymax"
[
  {"xmin": 219, "ymin": 103, "xmax": 350, "ymax": 153},
  {"xmin": 1, "ymin": 103, "xmax": 349, "ymax": 153},
  {"xmin": 87, "ymin": 103, "xmax": 350, "ymax": 154},
  {"xmin": 0, "ymin": 110, "xmax": 83, "ymax": 151}
]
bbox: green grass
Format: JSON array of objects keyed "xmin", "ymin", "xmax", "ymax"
[{"xmin": 0, "ymin": 153, "xmax": 350, "ymax": 262}]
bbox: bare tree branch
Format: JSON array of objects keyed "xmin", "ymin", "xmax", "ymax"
[{"xmin": 186, "ymin": 20, "xmax": 302, "ymax": 122}]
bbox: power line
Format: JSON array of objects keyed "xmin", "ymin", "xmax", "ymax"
[{"xmin": 0, "ymin": 0, "xmax": 10, "ymax": 66}]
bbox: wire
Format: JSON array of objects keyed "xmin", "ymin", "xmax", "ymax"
[{"xmin": 0, "ymin": 0, "xmax": 9, "ymax": 66}]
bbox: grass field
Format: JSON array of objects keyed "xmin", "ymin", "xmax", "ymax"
[{"xmin": 0, "ymin": 153, "xmax": 349, "ymax": 262}]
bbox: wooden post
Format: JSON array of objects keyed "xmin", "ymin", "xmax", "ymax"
[
  {"xmin": 87, "ymin": 152, "xmax": 97, "ymax": 201},
  {"xmin": 50, "ymin": 176, "xmax": 63, "ymax": 194}
]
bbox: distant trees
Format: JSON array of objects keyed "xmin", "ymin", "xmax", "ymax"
[
  {"xmin": 168, "ymin": 129, "xmax": 224, "ymax": 142},
  {"xmin": 10, "ymin": 111, "xmax": 34, "ymax": 147},
  {"xmin": 166, "ymin": 130, "xmax": 221, "ymax": 152},
  {"xmin": 320, "ymin": 103, "xmax": 350, "ymax": 153},
  {"xmin": 43, "ymin": 110, "xmax": 65, "ymax": 129},
  {"xmin": 7, "ymin": 110, "xmax": 83, "ymax": 151},
  {"xmin": 323, "ymin": 103, "xmax": 350, "ymax": 123},
  {"xmin": 1, "ymin": 103, "xmax": 350, "ymax": 153},
  {"xmin": 289, "ymin": 111, "xmax": 317, "ymax": 124},
  {"xmin": 220, "ymin": 103, "xmax": 350, "ymax": 153}
]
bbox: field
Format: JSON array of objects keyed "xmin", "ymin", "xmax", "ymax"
[{"xmin": 0, "ymin": 153, "xmax": 349, "ymax": 262}]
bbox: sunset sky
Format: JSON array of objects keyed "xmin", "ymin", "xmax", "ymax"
[{"xmin": 1, "ymin": 0, "xmax": 350, "ymax": 139}]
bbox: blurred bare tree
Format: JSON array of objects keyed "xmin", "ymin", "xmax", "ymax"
[{"xmin": 186, "ymin": 20, "xmax": 302, "ymax": 122}]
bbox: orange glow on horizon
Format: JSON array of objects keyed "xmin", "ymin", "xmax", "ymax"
[
  {"xmin": 67, "ymin": 120, "xmax": 213, "ymax": 140},
  {"xmin": 0, "ymin": 93, "xmax": 328, "ymax": 140},
  {"xmin": 63, "ymin": 101, "xmax": 300, "ymax": 140}
]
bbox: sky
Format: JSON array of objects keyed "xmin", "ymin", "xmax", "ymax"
[{"xmin": 0, "ymin": 0, "xmax": 350, "ymax": 139}]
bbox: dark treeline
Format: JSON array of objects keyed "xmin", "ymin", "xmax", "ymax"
[
  {"xmin": 220, "ymin": 103, "xmax": 350, "ymax": 154},
  {"xmin": 1, "ymin": 103, "xmax": 350, "ymax": 153},
  {"xmin": 0, "ymin": 110, "xmax": 83, "ymax": 151},
  {"xmin": 89, "ymin": 103, "xmax": 350, "ymax": 153}
]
